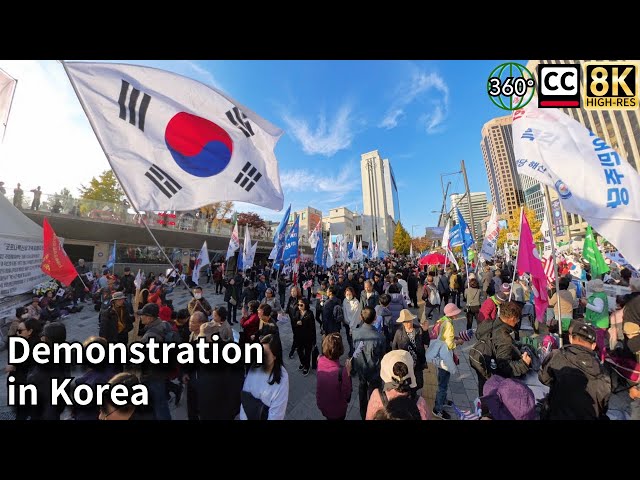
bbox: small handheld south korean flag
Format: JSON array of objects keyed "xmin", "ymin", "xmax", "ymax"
[{"xmin": 62, "ymin": 61, "xmax": 284, "ymax": 212}]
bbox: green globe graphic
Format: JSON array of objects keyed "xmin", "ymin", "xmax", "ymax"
[{"xmin": 487, "ymin": 63, "xmax": 535, "ymax": 111}]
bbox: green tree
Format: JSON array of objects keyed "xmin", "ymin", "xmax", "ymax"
[
  {"xmin": 393, "ymin": 221, "xmax": 411, "ymax": 255},
  {"xmin": 79, "ymin": 170, "xmax": 125, "ymax": 203},
  {"xmin": 51, "ymin": 188, "xmax": 75, "ymax": 213},
  {"xmin": 497, "ymin": 206, "xmax": 541, "ymax": 249},
  {"xmin": 78, "ymin": 170, "xmax": 126, "ymax": 215}
]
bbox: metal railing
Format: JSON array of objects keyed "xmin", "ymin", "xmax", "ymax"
[{"xmin": 4, "ymin": 191, "xmax": 275, "ymax": 240}]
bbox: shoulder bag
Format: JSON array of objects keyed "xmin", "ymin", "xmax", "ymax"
[{"xmin": 241, "ymin": 390, "xmax": 269, "ymax": 420}]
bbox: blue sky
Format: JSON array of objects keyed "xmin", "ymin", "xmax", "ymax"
[{"xmin": 0, "ymin": 59, "xmax": 526, "ymax": 233}]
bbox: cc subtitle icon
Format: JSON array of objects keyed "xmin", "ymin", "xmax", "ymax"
[{"xmin": 538, "ymin": 64, "xmax": 581, "ymax": 108}]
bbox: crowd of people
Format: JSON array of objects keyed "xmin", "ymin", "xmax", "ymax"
[{"xmin": 3, "ymin": 247, "xmax": 639, "ymax": 421}]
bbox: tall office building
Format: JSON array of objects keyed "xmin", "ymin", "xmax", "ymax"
[
  {"xmin": 480, "ymin": 115, "xmax": 525, "ymax": 221},
  {"xmin": 521, "ymin": 174, "xmax": 545, "ymax": 222},
  {"xmin": 525, "ymin": 59, "xmax": 640, "ymax": 241},
  {"xmin": 450, "ymin": 192, "xmax": 488, "ymax": 241},
  {"xmin": 361, "ymin": 150, "xmax": 399, "ymax": 253}
]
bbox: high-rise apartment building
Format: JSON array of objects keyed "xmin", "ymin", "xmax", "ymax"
[
  {"xmin": 361, "ymin": 150, "xmax": 399, "ymax": 253},
  {"xmin": 450, "ymin": 192, "xmax": 488, "ymax": 241},
  {"xmin": 480, "ymin": 116, "xmax": 525, "ymax": 221}
]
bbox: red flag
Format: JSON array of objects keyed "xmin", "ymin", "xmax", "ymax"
[
  {"xmin": 516, "ymin": 209, "xmax": 549, "ymax": 321},
  {"xmin": 41, "ymin": 218, "xmax": 78, "ymax": 286}
]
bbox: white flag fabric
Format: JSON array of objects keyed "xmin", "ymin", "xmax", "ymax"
[
  {"xmin": 134, "ymin": 269, "xmax": 142, "ymax": 289},
  {"xmin": 63, "ymin": 61, "xmax": 284, "ymax": 211},
  {"xmin": 245, "ymin": 241, "xmax": 258, "ymax": 270},
  {"xmin": 309, "ymin": 220, "xmax": 322, "ymax": 249},
  {"xmin": 442, "ymin": 219, "xmax": 451, "ymax": 251},
  {"xmin": 512, "ymin": 100, "xmax": 640, "ymax": 268},
  {"xmin": 268, "ymin": 243, "xmax": 278, "ymax": 260},
  {"xmin": 192, "ymin": 241, "xmax": 210, "ymax": 285},
  {"xmin": 480, "ymin": 208, "xmax": 499, "ymax": 261},
  {"xmin": 326, "ymin": 240, "xmax": 335, "ymax": 268},
  {"xmin": 0, "ymin": 68, "xmax": 17, "ymax": 142},
  {"xmin": 447, "ymin": 248, "xmax": 458, "ymax": 270},
  {"xmin": 242, "ymin": 225, "xmax": 251, "ymax": 270},
  {"xmin": 410, "ymin": 243, "xmax": 413, "ymax": 258},
  {"xmin": 504, "ymin": 243, "xmax": 511, "ymax": 264},
  {"xmin": 226, "ymin": 221, "xmax": 240, "ymax": 261}
]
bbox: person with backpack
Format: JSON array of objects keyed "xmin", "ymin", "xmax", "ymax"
[
  {"xmin": 375, "ymin": 293, "xmax": 394, "ymax": 349},
  {"xmin": 432, "ymin": 303, "xmax": 465, "ymax": 420},
  {"xmin": 422, "ymin": 275, "xmax": 440, "ymax": 322},
  {"xmin": 464, "ymin": 277, "xmax": 482, "ymax": 330},
  {"xmin": 538, "ymin": 321, "xmax": 611, "ymax": 420},
  {"xmin": 352, "ymin": 307, "xmax": 387, "ymax": 420},
  {"xmin": 437, "ymin": 269, "xmax": 450, "ymax": 309},
  {"xmin": 365, "ymin": 349, "xmax": 430, "ymax": 420},
  {"xmin": 471, "ymin": 301, "xmax": 532, "ymax": 398},
  {"xmin": 316, "ymin": 332, "xmax": 353, "ymax": 420}
]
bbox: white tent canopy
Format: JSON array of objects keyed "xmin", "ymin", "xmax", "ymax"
[{"xmin": 0, "ymin": 194, "xmax": 47, "ymax": 318}]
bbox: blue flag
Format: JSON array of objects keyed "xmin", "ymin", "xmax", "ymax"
[
  {"xmin": 106, "ymin": 241, "xmax": 116, "ymax": 269},
  {"xmin": 282, "ymin": 215, "xmax": 299, "ymax": 264},
  {"xmin": 272, "ymin": 204, "xmax": 291, "ymax": 243},
  {"xmin": 456, "ymin": 208, "xmax": 474, "ymax": 262},
  {"xmin": 314, "ymin": 238, "xmax": 324, "ymax": 267},
  {"xmin": 237, "ymin": 250, "xmax": 243, "ymax": 271}
]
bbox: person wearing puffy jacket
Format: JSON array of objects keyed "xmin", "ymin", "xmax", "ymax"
[{"xmin": 387, "ymin": 284, "xmax": 408, "ymax": 340}]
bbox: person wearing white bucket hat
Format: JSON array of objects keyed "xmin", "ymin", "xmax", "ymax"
[
  {"xmin": 365, "ymin": 350, "xmax": 430, "ymax": 420},
  {"xmin": 392, "ymin": 309, "xmax": 430, "ymax": 392}
]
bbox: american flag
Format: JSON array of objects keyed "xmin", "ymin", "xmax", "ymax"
[
  {"xmin": 541, "ymin": 254, "xmax": 555, "ymax": 286},
  {"xmin": 450, "ymin": 402, "xmax": 480, "ymax": 420}
]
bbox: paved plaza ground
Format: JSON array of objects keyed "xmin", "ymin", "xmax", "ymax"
[{"xmin": 0, "ymin": 282, "xmax": 632, "ymax": 420}]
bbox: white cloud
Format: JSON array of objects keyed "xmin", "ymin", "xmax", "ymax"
[
  {"xmin": 280, "ymin": 164, "xmax": 359, "ymax": 197},
  {"xmin": 0, "ymin": 60, "xmax": 108, "ymax": 199},
  {"xmin": 282, "ymin": 104, "xmax": 355, "ymax": 156},
  {"xmin": 379, "ymin": 69, "xmax": 449, "ymax": 133}
]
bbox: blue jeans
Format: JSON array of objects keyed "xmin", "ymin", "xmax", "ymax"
[
  {"xmin": 145, "ymin": 378, "xmax": 172, "ymax": 420},
  {"xmin": 435, "ymin": 367, "xmax": 451, "ymax": 412}
]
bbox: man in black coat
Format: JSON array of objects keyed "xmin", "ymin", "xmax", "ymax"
[
  {"xmin": 492, "ymin": 301, "xmax": 531, "ymax": 379},
  {"xmin": 120, "ymin": 266, "xmax": 136, "ymax": 304},
  {"xmin": 322, "ymin": 286, "xmax": 342, "ymax": 335},
  {"xmin": 407, "ymin": 272, "xmax": 419, "ymax": 309},
  {"xmin": 539, "ymin": 321, "xmax": 611, "ymax": 420}
]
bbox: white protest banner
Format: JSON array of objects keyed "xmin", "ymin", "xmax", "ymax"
[{"xmin": 0, "ymin": 236, "xmax": 47, "ymax": 300}]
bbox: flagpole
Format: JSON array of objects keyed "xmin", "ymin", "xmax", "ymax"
[
  {"xmin": 508, "ymin": 207, "xmax": 524, "ymax": 301},
  {"xmin": 544, "ymin": 185, "xmax": 564, "ymax": 345}
]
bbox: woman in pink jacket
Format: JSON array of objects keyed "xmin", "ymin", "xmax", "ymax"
[{"xmin": 316, "ymin": 333, "xmax": 352, "ymax": 420}]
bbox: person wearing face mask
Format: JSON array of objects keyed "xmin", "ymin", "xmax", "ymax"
[
  {"xmin": 187, "ymin": 286, "xmax": 212, "ymax": 317},
  {"xmin": 5, "ymin": 317, "xmax": 42, "ymax": 420},
  {"xmin": 343, "ymin": 287, "xmax": 362, "ymax": 357}
]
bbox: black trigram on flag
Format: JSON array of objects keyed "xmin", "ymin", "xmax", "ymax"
[
  {"xmin": 225, "ymin": 106, "xmax": 254, "ymax": 138},
  {"xmin": 145, "ymin": 164, "xmax": 182, "ymax": 199},
  {"xmin": 118, "ymin": 80, "xmax": 151, "ymax": 131},
  {"xmin": 234, "ymin": 162, "xmax": 262, "ymax": 192}
]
